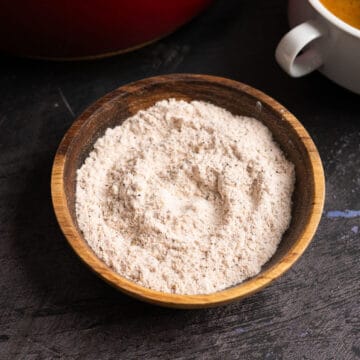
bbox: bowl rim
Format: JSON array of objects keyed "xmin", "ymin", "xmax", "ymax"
[{"xmin": 51, "ymin": 74, "xmax": 325, "ymax": 308}]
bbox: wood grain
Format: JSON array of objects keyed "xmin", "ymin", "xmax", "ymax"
[{"xmin": 51, "ymin": 74, "xmax": 325, "ymax": 308}]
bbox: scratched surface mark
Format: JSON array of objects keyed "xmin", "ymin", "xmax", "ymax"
[{"xmin": 0, "ymin": 0, "xmax": 359, "ymax": 359}]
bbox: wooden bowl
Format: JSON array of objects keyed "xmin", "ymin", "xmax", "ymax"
[{"xmin": 51, "ymin": 74, "xmax": 325, "ymax": 308}]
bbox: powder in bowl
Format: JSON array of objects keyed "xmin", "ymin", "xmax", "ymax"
[{"xmin": 75, "ymin": 99, "xmax": 295, "ymax": 295}]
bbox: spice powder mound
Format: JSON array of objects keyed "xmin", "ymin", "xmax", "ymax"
[{"xmin": 76, "ymin": 99, "xmax": 295, "ymax": 295}]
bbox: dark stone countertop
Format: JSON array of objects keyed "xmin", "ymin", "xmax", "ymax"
[{"xmin": 0, "ymin": 0, "xmax": 359, "ymax": 359}]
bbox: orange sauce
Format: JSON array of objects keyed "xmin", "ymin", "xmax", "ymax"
[{"xmin": 320, "ymin": 0, "xmax": 360, "ymax": 29}]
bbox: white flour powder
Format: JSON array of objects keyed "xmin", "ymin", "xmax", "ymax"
[{"xmin": 76, "ymin": 99, "xmax": 295, "ymax": 295}]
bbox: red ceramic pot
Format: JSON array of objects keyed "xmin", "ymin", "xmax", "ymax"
[{"xmin": 0, "ymin": 0, "xmax": 212, "ymax": 60}]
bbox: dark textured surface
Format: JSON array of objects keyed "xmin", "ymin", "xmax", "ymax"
[{"xmin": 0, "ymin": 0, "xmax": 359, "ymax": 358}]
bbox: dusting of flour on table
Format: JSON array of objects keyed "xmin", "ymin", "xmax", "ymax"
[{"xmin": 76, "ymin": 99, "xmax": 295, "ymax": 295}]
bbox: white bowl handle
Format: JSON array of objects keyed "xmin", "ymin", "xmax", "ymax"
[{"xmin": 275, "ymin": 19, "xmax": 326, "ymax": 77}]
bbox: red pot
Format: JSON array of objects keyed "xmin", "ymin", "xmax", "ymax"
[{"xmin": 0, "ymin": 0, "xmax": 212, "ymax": 60}]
